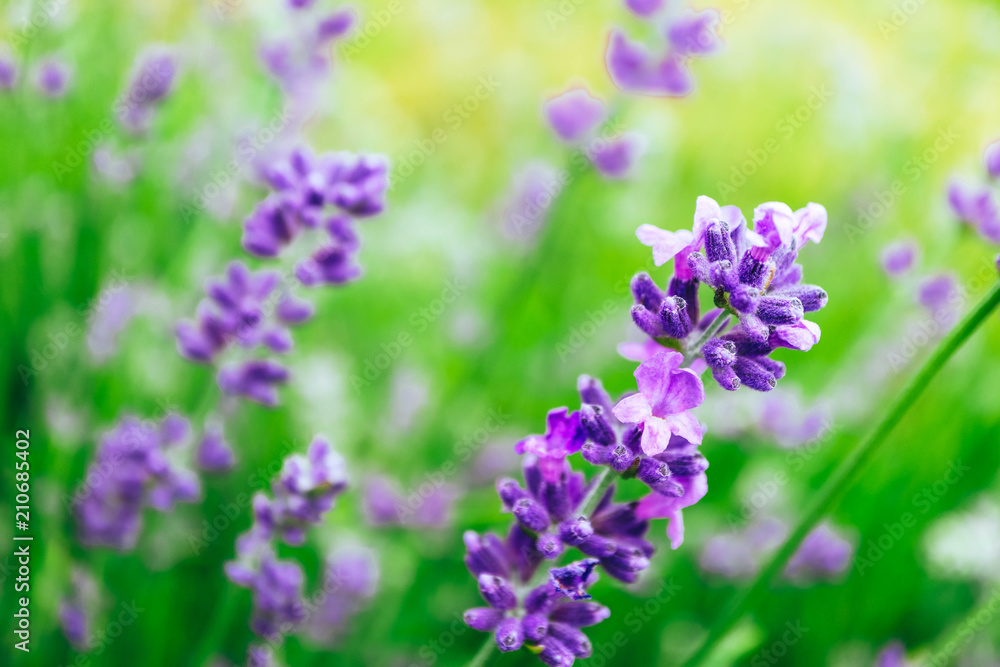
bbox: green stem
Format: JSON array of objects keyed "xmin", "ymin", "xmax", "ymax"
[
  {"xmin": 468, "ymin": 633, "xmax": 499, "ymax": 667},
  {"xmin": 577, "ymin": 467, "xmax": 614, "ymax": 518},
  {"xmin": 189, "ymin": 582, "xmax": 242, "ymax": 667},
  {"xmin": 683, "ymin": 280, "xmax": 1000, "ymax": 667}
]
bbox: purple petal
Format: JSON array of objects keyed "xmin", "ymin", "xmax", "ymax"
[{"xmin": 544, "ymin": 88, "xmax": 607, "ymax": 143}]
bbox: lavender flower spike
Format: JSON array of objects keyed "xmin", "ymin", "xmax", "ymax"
[
  {"xmin": 35, "ymin": 58, "xmax": 72, "ymax": 97},
  {"xmin": 612, "ymin": 350, "xmax": 705, "ymax": 455}
]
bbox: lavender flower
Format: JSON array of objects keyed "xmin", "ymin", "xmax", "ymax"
[
  {"xmin": 700, "ymin": 519, "xmax": 853, "ymax": 582},
  {"xmin": 363, "ymin": 475, "xmax": 456, "ymax": 528},
  {"xmin": 175, "ymin": 261, "xmax": 310, "ymax": 405},
  {"xmin": 543, "ymin": 87, "xmax": 645, "ymax": 179},
  {"xmin": 226, "ymin": 437, "xmax": 348, "ymax": 639},
  {"xmin": 196, "ymin": 424, "xmax": 235, "ymax": 472},
  {"xmin": 606, "ymin": 4, "xmax": 721, "ymax": 97},
  {"xmin": 59, "ymin": 569, "xmax": 98, "ymax": 649},
  {"xmin": 984, "ymin": 140, "xmax": 1000, "ymax": 180},
  {"xmin": 515, "ymin": 408, "xmax": 586, "ymax": 480},
  {"xmin": 463, "ymin": 530, "xmax": 611, "ymax": 664},
  {"xmin": 0, "ymin": 52, "xmax": 17, "ymax": 90},
  {"xmin": 498, "ymin": 161, "xmax": 564, "ymax": 242},
  {"xmin": 611, "ymin": 350, "xmax": 705, "ymax": 454},
  {"xmin": 35, "ymin": 58, "xmax": 72, "ymax": 97},
  {"xmin": 634, "ymin": 196, "xmax": 828, "ymax": 392},
  {"xmin": 948, "ymin": 178, "xmax": 1000, "ymax": 243},
  {"xmin": 783, "ymin": 522, "xmax": 854, "ymax": 581},
  {"xmin": 259, "ymin": 4, "xmax": 356, "ymax": 96},
  {"xmin": 74, "ymin": 414, "xmax": 201, "ymax": 550},
  {"xmin": 242, "ymin": 148, "xmax": 389, "ymax": 287},
  {"xmin": 875, "ymin": 641, "xmax": 907, "ymax": 667},
  {"xmin": 304, "ymin": 547, "xmax": 379, "ymax": 645},
  {"xmin": 118, "ymin": 50, "xmax": 178, "ymax": 133},
  {"xmin": 917, "ymin": 273, "xmax": 960, "ymax": 327},
  {"xmin": 881, "ymin": 239, "xmax": 919, "ymax": 278}
]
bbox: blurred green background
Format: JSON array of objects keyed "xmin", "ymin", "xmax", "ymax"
[{"xmin": 3, "ymin": 0, "xmax": 1000, "ymax": 664}]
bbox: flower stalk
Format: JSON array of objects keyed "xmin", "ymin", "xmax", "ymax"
[{"xmin": 683, "ymin": 280, "xmax": 1000, "ymax": 667}]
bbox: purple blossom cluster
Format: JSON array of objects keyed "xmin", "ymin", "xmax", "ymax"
[
  {"xmin": 175, "ymin": 260, "xmax": 311, "ymax": 405},
  {"xmin": 225, "ymin": 436, "xmax": 348, "ymax": 638},
  {"xmin": 607, "ymin": 1, "xmax": 722, "ymax": 97},
  {"xmin": 242, "ymin": 147, "xmax": 389, "ymax": 285},
  {"xmin": 363, "ymin": 474, "xmax": 456, "ymax": 529},
  {"xmin": 464, "ymin": 195, "xmax": 828, "ymax": 664},
  {"xmin": 948, "ymin": 139, "xmax": 1000, "ymax": 244},
  {"xmin": 543, "ymin": 87, "xmax": 645, "ymax": 179},
  {"xmin": 302, "ymin": 547, "xmax": 379, "ymax": 645},
  {"xmin": 259, "ymin": 2, "xmax": 357, "ymax": 96},
  {"xmin": 74, "ymin": 414, "xmax": 201, "ymax": 550},
  {"xmin": 634, "ymin": 196, "xmax": 828, "ymax": 392},
  {"xmin": 35, "ymin": 57, "xmax": 73, "ymax": 97}
]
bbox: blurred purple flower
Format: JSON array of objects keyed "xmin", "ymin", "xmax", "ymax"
[
  {"xmin": 74, "ymin": 415, "xmax": 200, "ymax": 550},
  {"xmin": 35, "ymin": 58, "xmax": 72, "ymax": 97},
  {"xmin": 544, "ymin": 88, "xmax": 606, "ymax": 143},
  {"xmin": 881, "ymin": 239, "xmax": 919, "ymax": 278}
]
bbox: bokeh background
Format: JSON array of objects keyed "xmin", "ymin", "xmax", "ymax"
[{"xmin": 4, "ymin": 0, "xmax": 1000, "ymax": 665}]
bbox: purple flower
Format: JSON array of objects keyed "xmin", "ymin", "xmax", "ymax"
[
  {"xmin": 498, "ymin": 161, "xmax": 564, "ymax": 242},
  {"xmin": 875, "ymin": 641, "xmax": 907, "ymax": 667},
  {"xmin": 984, "ymin": 140, "xmax": 1000, "ymax": 180},
  {"xmin": 515, "ymin": 408, "xmax": 586, "ymax": 481},
  {"xmin": 0, "ymin": 53, "xmax": 18, "ymax": 89},
  {"xmin": 667, "ymin": 9, "xmax": 723, "ymax": 57},
  {"xmin": 363, "ymin": 474, "xmax": 456, "ymax": 528},
  {"xmin": 635, "ymin": 469, "xmax": 707, "ymax": 549},
  {"xmin": 218, "ymin": 359, "xmax": 291, "ymax": 406},
  {"xmin": 317, "ymin": 9, "xmax": 357, "ymax": 42},
  {"xmin": 242, "ymin": 149, "xmax": 389, "ymax": 283},
  {"xmin": 35, "ymin": 58, "xmax": 71, "ymax": 97},
  {"xmin": 606, "ymin": 31, "xmax": 694, "ymax": 97},
  {"xmin": 612, "ymin": 350, "xmax": 705, "ymax": 455},
  {"xmin": 588, "ymin": 132, "xmax": 645, "ymax": 179},
  {"xmin": 118, "ymin": 50, "xmax": 178, "ymax": 133},
  {"xmin": 59, "ymin": 569, "xmax": 97, "ymax": 649},
  {"xmin": 636, "ymin": 195, "xmax": 744, "ymax": 273},
  {"xmin": 74, "ymin": 415, "xmax": 201, "ymax": 550},
  {"xmin": 544, "ymin": 88, "xmax": 607, "ymax": 143},
  {"xmin": 881, "ymin": 239, "xmax": 919, "ymax": 278},
  {"xmin": 196, "ymin": 425, "xmax": 235, "ymax": 472},
  {"xmin": 948, "ymin": 178, "xmax": 1000, "ymax": 243},
  {"xmin": 227, "ymin": 437, "xmax": 349, "ymax": 639},
  {"xmin": 542, "ymin": 87, "xmax": 644, "ymax": 180},
  {"xmin": 783, "ymin": 522, "xmax": 854, "ymax": 581},
  {"xmin": 624, "ymin": 0, "xmax": 665, "ymax": 18},
  {"xmin": 917, "ymin": 273, "xmax": 959, "ymax": 316},
  {"xmin": 304, "ymin": 547, "xmax": 379, "ymax": 645}
]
